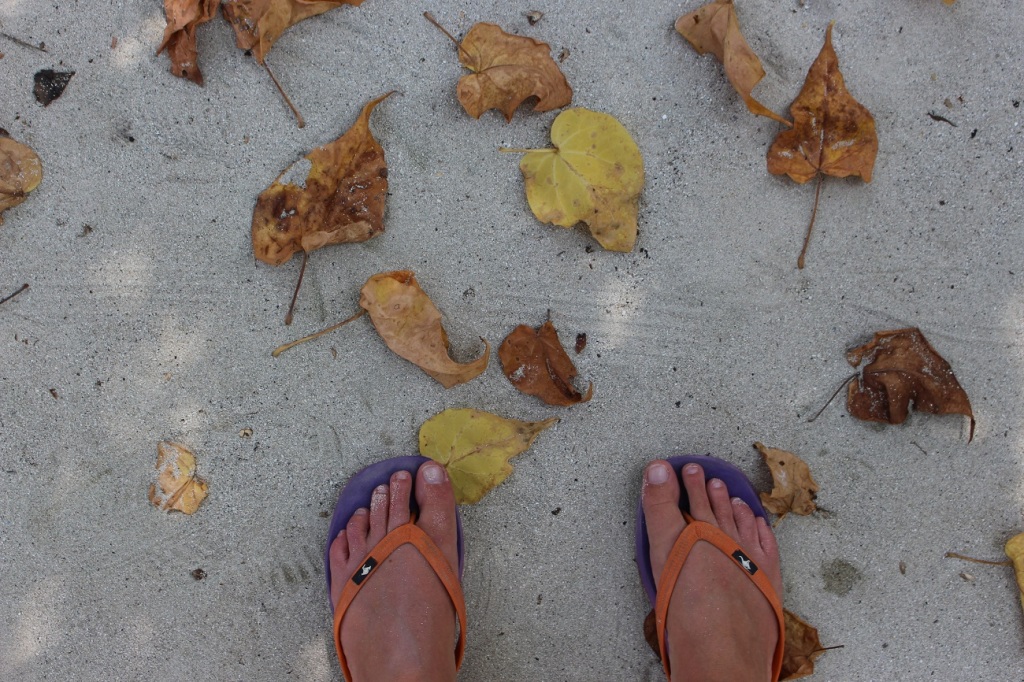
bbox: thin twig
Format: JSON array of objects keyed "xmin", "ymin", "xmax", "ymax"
[
  {"xmin": 423, "ymin": 12, "xmax": 472, "ymax": 61},
  {"xmin": 813, "ymin": 645, "xmax": 846, "ymax": 653},
  {"xmin": 798, "ymin": 174, "xmax": 825, "ymax": 269},
  {"xmin": 944, "ymin": 552, "xmax": 1012, "ymax": 567},
  {"xmin": 272, "ymin": 309, "xmax": 366, "ymax": 357},
  {"xmin": 263, "ymin": 60, "xmax": 305, "ymax": 129},
  {"xmin": 0, "ymin": 283, "xmax": 29, "ymax": 306},
  {"xmin": 284, "ymin": 251, "xmax": 308, "ymax": 326},
  {"xmin": 498, "ymin": 147, "xmax": 555, "ymax": 154},
  {"xmin": 0, "ymin": 23, "xmax": 47, "ymax": 53},
  {"xmin": 807, "ymin": 372, "xmax": 857, "ymax": 423}
]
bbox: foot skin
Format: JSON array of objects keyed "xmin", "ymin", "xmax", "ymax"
[
  {"xmin": 328, "ymin": 462, "xmax": 459, "ymax": 682},
  {"xmin": 642, "ymin": 460, "xmax": 783, "ymax": 682}
]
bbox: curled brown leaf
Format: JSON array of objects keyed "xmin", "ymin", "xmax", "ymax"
[
  {"xmin": 846, "ymin": 327, "xmax": 975, "ymax": 441},
  {"xmin": 755, "ymin": 442, "xmax": 819, "ymax": 521},
  {"xmin": 157, "ymin": 0, "xmax": 219, "ymax": 84},
  {"xmin": 359, "ymin": 271, "xmax": 489, "ymax": 388},
  {"xmin": 499, "ymin": 320, "xmax": 593, "ymax": 406},
  {"xmin": 0, "ymin": 132, "xmax": 43, "ymax": 225}
]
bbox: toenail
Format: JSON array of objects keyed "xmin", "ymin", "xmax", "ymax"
[
  {"xmin": 354, "ymin": 508, "xmax": 368, "ymax": 516},
  {"xmin": 709, "ymin": 478, "xmax": 724, "ymax": 489},
  {"xmin": 731, "ymin": 497, "xmax": 748, "ymax": 506},
  {"xmin": 423, "ymin": 462, "xmax": 444, "ymax": 483},
  {"xmin": 394, "ymin": 470, "xmax": 410, "ymax": 482},
  {"xmin": 646, "ymin": 462, "xmax": 670, "ymax": 484},
  {"xmin": 374, "ymin": 484, "xmax": 387, "ymax": 496},
  {"xmin": 683, "ymin": 464, "xmax": 699, "ymax": 475}
]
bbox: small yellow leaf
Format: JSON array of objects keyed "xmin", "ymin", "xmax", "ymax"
[
  {"xmin": 148, "ymin": 441, "xmax": 208, "ymax": 515},
  {"xmin": 1005, "ymin": 532, "xmax": 1024, "ymax": 613},
  {"xmin": 511, "ymin": 107, "xmax": 644, "ymax": 252},
  {"xmin": 419, "ymin": 408, "xmax": 557, "ymax": 504},
  {"xmin": 755, "ymin": 442, "xmax": 819, "ymax": 521}
]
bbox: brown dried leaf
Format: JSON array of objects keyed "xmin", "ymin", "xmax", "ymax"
[
  {"xmin": 0, "ymin": 133, "xmax": 43, "ymax": 226},
  {"xmin": 359, "ymin": 271, "xmax": 489, "ymax": 388},
  {"xmin": 456, "ymin": 22, "xmax": 572, "ymax": 122},
  {"xmin": 157, "ymin": 0, "xmax": 219, "ymax": 84},
  {"xmin": 148, "ymin": 441, "xmax": 209, "ymax": 515},
  {"xmin": 755, "ymin": 442, "xmax": 819, "ymax": 521},
  {"xmin": 781, "ymin": 609, "xmax": 824, "ymax": 681},
  {"xmin": 767, "ymin": 23, "xmax": 877, "ymax": 184},
  {"xmin": 499, "ymin": 320, "xmax": 592, "ymax": 406},
  {"xmin": 675, "ymin": 0, "xmax": 789, "ymax": 126},
  {"xmin": 846, "ymin": 328, "xmax": 975, "ymax": 441},
  {"xmin": 222, "ymin": 0, "xmax": 366, "ymax": 64},
  {"xmin": 642, "ymin": 609, "xmax": 660, "ymax": 657},
  {"xmin": 252, "ymin": 93, "xmax": 391, "ymax": 266}
]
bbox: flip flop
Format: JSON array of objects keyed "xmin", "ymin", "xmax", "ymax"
[
  {"xmin": 324, "ymin": 455, "xmax": 467, "ymax": 679},
  {"xmin": 635, "ymin": 455, "xmax": 785, "ymax": 681}
]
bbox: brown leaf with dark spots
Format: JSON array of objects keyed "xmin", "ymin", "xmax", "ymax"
[
  {"xmin": 222, "ymin": 0, "xmax": 366, "ymax": 64},
  {"xmin": 157, "ymin": 0, "xmax": 219, "ymax": 85},
  {"xmin": 252, "ymin": 92, "xmax": 391, "ymax": 266},
  {"xmin": 148, "ymin": 441, "xmax": 209, "ymax": 515},
  {"xmin": 846, "ymin": 328, "xmax": 975, "ymax": 441},
  {"xmin": 675, "ymin": 0, "xmax": 790, "ymax": 126},
  {"xmin": 499, "ymin": 320, "xmax": 593, "ymax": 406},
  {"xmin": 755, "ymin": 442, "xmax": 819, "ymax": 521},
  {"xmin": 781, "ymin": 609, "xmax": 825, "ymax": 681},
  {"xmin": 430, "ymin": 16, "xmax": 571, "ymax": 122},
  {"xmin": 766, "ymin": 23, "xmax": 877, "ymax": 268},
  {"xmin": 359, "ymin": 271, "xmax": 489, "ymax": 388}
]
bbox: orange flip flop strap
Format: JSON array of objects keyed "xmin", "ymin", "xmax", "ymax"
[
  {"xmin": 332, "ymin": 523, "xmax": 467, "ymax": 681},
  {"xmin": 654, "ymin": 518, "xmax": 785, "ymax": 682}
]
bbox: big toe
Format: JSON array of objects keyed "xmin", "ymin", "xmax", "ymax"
[
  {"xmin": 414, "ymin": 462, "xmax": 459, "ymax": 570},
  {"xmin": 642, "ymin": 460, "xmax": 686, "ymax": 582}
]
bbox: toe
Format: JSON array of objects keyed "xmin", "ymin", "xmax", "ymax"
[
  {"xmin": 706, "ymin": 478, "xmax": 739, "ymax": 538},
  {"xmin": 414, "ymin": 462, "xmax": 459, "ymax": 570},
  {"xmin": 732, "ymin": 497, "xmax": 760, "ymax": 550},
  {"xmin": 756, "ymin": 517, "xmax": 784, "ymax": 593},
  {"xmin": 329, "ymin": 530, "xmax": 349, "ymax": 606},
  {"xmin": 367, "ymin": 484, "xmax": 389, "ymax": 546},
  {"xmin": 388, "ymin": 470, "xmax": 413, "ymax": 532},
  {"xmin": 681, "ymin": 463, "xmax": 715, "ymax": 522},
  {"xmin": 642, "ymin": 460, "xmax": 686, "ymax": 582},
  {"xmin": 346, "ymin": 508, "xmax": 370, "ymax": 558}
]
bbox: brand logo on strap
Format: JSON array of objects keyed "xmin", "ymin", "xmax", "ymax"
[
  {"xmin": 732, "ymin": 550, "xmax": 758, "ymax": 576},
  {"xmin": 352, "ymin": 557, "xmax": 378, "ymax": 585}
]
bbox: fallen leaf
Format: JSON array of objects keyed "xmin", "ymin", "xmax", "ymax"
[
  {"xmin": 755, "ymin": 442, "xmax": 819, "ymax": 521},
  {"xmin": 157, "ymin": 0, "xmax": 218, "ymax": 84},
  {"xmin": 1005, "ymin": 532, "xmax": 1024, "ymax": 613},
  {"xmin": 505, "ymin": 107, "xmax": 644, "ymax": 252},
  {"xmin": 499, "ymin": 320, "xmax": 593, "ymax": 406},
  {"xmin": 642, "ymin": 609, "xmax": 659, "ymax": 656},
  {"xmin": 252, "ymin": 92, "xmax": 391, "ymax": 266},
  {"xmin": 222, "ymin": 0, "xmax": 365, "ymax": 65},
  {"xmin": 846, "ymin": 328, "xmax": 975, "ymax": 441},
  {"xmin": 675, "ymin": 0, "xmax": 789, "ymax": 126},
  {"xmin": 419, "ymin": 408, "xmax": 557, "ymax": 504},
  {"xmin": 575, "ymin": 332, "xmax": 587, "ymax": 354},
  {"xmin": 428, "ymin": 16, "xmax": 572, "ymax": 122},
  {"xmin": 33, "ymin": 69, "xmax": 75, "ymax": 106},
  {"xmin": 0, "ymin": 132, "xmax": 43, "ymax": 226},
  {"xmin": 525, "ymin": 10, "xmax": 543, "ymax": 25},
  {"xmin": 359, "ymin": 271, "xmax": 489, "ymax": 388},
  {"xmin": 148, "ymin": 441, "xmax": 209, "ymax": 514},
  {"xmin": 781, "ymin": 609, "xmax": 825, "ymax": 680},
  {"xmin": 766, "ymin": 23, "xmax": 877, "ymax": 268}
]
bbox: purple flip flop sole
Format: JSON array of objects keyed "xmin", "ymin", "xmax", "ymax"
[
  {"xmin": 324, "ymin": 455, "xmax": 465, "ymax": 611},
  {"xmin": 635, "ymin": 455, "xmax": 768, "ymax": 605}
]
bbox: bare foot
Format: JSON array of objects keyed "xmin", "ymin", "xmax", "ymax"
[
  {"xmin": 328, "ymin": 462, "xmax": 460, "ymax": 682},
  {"xmin": 642, "ymin": 460, "xmax": 782, "ymax": 682}
]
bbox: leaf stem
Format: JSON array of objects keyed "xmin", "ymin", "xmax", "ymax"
[
  {"xmin": 498, "ymin": 147, "xmax": 555, "ymax": 154},
  {"xmin": 0, "ymin": 283, "xmax": 29, "ymax": 305},
  {"xmin": 944, "ymin": 552, "xmax": 1012, "ymax": 567},
  {"xmin": 272, "ymin": 309, "xmax": 366, "ymax": 357},
  {"xmin": 798, "ymin": 174, "xmax": 824, "ymax": 269},
  {"xmin": 263, "ymin": 60, "xmax": 305, "ymax": 129},
  {"xmin": 284, "ymin": 251, "xmax": 308, "ymax": 326},
  {"xmin": 807, "ymin": 372, "xmax": 857, "ymax": 423},
  {"xmin": 423, "ymin": 12, "xmax": 472, "ymax": 62}
]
